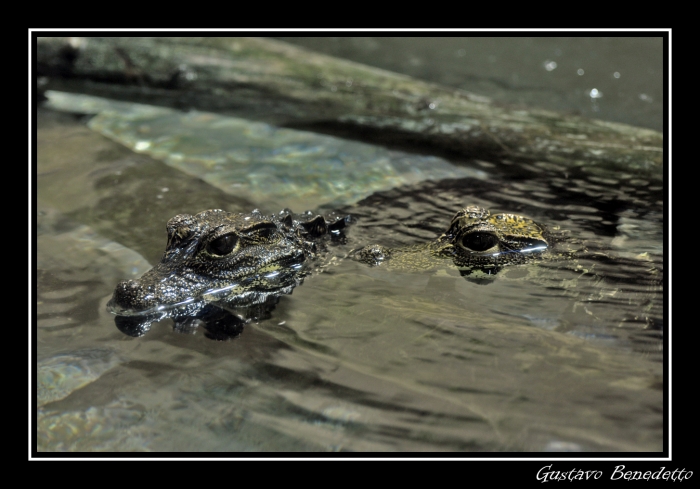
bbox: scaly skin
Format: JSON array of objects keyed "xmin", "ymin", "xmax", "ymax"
[
  {"xmin": 354, "ymin": 205, "xmax": 549, "ymax": 277},
  {"xmin": 107, "ymin": 206, "xmax": 549, "ymax": 337},
  {"xmin": 107, "ymin": 208, "xmax": 349, "ymax": 317}
]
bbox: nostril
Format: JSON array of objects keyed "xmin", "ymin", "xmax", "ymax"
[
  {"xmin": 108, "ymin": 279, "xmax": 153, "ymax": 312},
  {"xmin": 118, "ymin": 279, "xmax": 140, "ymax": 293},
  {"xmin": 112, "ymin": 280, "xmax": 133, "ymax": 302}
]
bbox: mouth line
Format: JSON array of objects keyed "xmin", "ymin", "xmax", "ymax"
[
  {"xmin": 106, "ymin": 295, "xmax": 201, "ymax": 318},
  {"xmin": 481, "ymin": 245, "xmax": 548, "ymax": 257}
]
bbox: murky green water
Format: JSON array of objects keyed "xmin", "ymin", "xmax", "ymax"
[
  {"xmin": 276, "ymin": 37, "xmax": 664, "ymax": 132},
  {"xmin": 35, "ymin": 76, "xmax": 663, "ymax": 452}
]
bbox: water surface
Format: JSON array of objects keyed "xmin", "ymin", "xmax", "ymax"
[{"xmin": 35, "ymin": 100, "xmax": 663, "ymax": 452}]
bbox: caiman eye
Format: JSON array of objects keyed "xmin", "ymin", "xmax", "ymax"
[
  {"xmin": 207, "ymin": 234, "xmax": 238, "ymax": 256},
  {"xmin": 460, "ymin": 232, "xmax": 499, "ymax": 252}
]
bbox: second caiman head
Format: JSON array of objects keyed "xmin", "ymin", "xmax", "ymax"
[
  {"xmin": 355, "ymin": 205, "xmax": 550, "ymax": 278},
  {"xmin": 436, "ymin": 205, "xmax": 549, "ymax": 274}
]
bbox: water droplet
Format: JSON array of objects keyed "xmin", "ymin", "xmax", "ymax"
[
  {"xmin": 613, "ymin": 71, "xmax": 621, "ymax": 79},
  {"xmin": 589, "ymin": 88, "xmax": 603, "ymax": 99},
  {"xmin": 544, "ymin": 60, "xmax": 558, "ymax": 71},
  {"xmin": 577, "ymin": 69, "xmax": 585, "ymax": 76}
]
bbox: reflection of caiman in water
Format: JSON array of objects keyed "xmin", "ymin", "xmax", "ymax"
[{"xmin": 107, "ymin": 205, "xmax": 551, "ymax": 340}]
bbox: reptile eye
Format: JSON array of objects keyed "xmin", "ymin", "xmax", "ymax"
[
  {"xmin": 461, "ymin": 232, "xmax": 498, "ymax": 252},
  {"xmin": 207, "ymin": 234, "xmax": 238, "ymax": 256}
]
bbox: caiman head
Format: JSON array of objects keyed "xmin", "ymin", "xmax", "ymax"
[
  {"xmin": 107, "ymin": 208, "xmax": 349, "ymax": 322},
  {"xmin": 354, "ymin": 205, "xmax": 550, "ymax": 279},
  {"xmin": 434, "ymin": 206, "xmax": 549, "ymax": 276}
]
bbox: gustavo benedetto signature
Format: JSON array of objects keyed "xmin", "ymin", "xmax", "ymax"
[{"xmin": 537, "ymin": 465, "xmax": 693, "ymax": 482}]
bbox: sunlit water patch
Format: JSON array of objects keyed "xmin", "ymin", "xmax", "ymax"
[
  {"xmin": 37, "ymin": 348, "xmax": 123, "ymax": 407},
  {"xmin": 45, "ymin": 91, "xmax": 485, "ymax": 212}
]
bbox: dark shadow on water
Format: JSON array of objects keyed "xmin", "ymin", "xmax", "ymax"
[{"xmin": 115, "ymin": 304, "xmax": 253, "ymax": 341}]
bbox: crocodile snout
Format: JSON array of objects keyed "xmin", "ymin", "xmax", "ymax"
[{"xmin": 107, "ymin": 279, "xmax": 157, "ymax": 315}]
